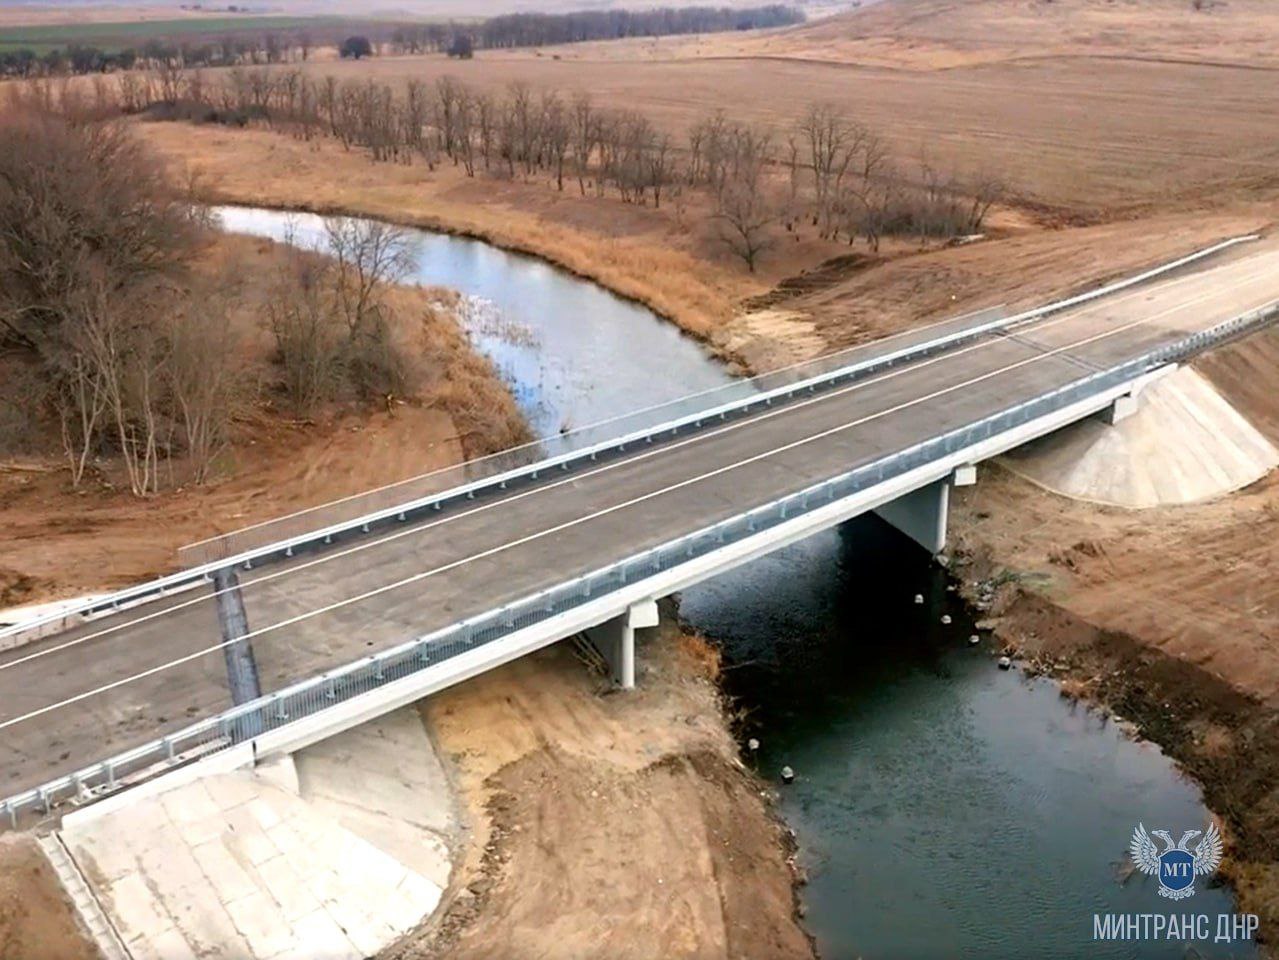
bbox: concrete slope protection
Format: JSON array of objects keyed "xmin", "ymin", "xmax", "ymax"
[
  {"xmin": 3, "ymin": 238, "xmax": 1279, "ymax": 811},
  {"xmin": 1003, "ymin": 365, "xmax": 1279, "ymax": 507},
  {"xmin": 53, "ymin": 707, "xmax": 451, "ymax": 960}
]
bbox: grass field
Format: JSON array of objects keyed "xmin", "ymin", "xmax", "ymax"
[{"xmin": 0, "ymin": 15, "xmax": 355, "ymax": 52}]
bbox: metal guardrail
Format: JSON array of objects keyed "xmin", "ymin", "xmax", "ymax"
[
  {"xmin": 1, "ymin": 232, "xmax": 1259, "ymax": 646},
  {"xmin": 4, "ymin": 296, "xmax": 1275, "ymax": 829},
  {"xmin": 175, "ymin": 230, "xmax": 1260, "ymax": 566}
]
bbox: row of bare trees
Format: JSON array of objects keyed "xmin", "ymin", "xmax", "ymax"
[
  {"xmin": 0, "ymin": 94, "xmax": 426, "ymax": 493},
  {"xmin": 117, "ymin": 65, "xmax": 1005, "ymax": 272}
]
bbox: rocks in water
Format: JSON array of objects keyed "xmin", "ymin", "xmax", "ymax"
[
  {"xmin": 969, "ymin": 635, "xmax": 980, "ymax": 645},
  {"xmin": 914, "ymin": 594, "xmax": 924, "ymax": 605},
  {"xmin": 941, "ymin": 614, "xmax": 952, "ymax": 625},
  {"xmin": 747, "ymin": 737, "xmax": 760, "ymax": 753},
  {"xmin": 997, "ymin": 656, "xmax": 1013, "ymax": 670},
  {"xmin": 780, "ymin": 765, "xmax": 795, "ymax": 784}
]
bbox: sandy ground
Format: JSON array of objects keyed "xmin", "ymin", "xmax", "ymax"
[
  {"xmin": 0, "ymin": 834, "xmax": 98, "ymax": 960},
  {"xmin": 386, "ymin": 617, "xmax": 813, "ymax": 960}
]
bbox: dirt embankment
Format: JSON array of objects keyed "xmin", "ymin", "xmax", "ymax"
[
  {"xmin": 0, "ymin": 835, "xmax": 99, "ymax": 960},
  {"xmin": 385, "ymin": 614, "xmax": 813, "ymax": 960},
  {"xmin": 0, "ymin": 232, "xmax": 527, "ymax": 602},
  {"xmin": 946, "ymin": 328, "xmax": 1279, "ymax": 943}
]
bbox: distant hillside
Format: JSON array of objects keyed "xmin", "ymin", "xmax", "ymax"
[{"xmin": 753, "ymin": 0, "xmax": 1279, "ymax": 69}]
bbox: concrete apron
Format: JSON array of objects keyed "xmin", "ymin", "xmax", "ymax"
[{"xmin": 50, "ymin": 707, "xmax": 453, "ymax": 960}]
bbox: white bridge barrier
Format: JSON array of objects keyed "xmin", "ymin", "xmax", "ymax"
[
  {"xmin": 3, "ymin": 289, "xmax": 1275, "ymax": 830},
  {"xmin": 1, "ymin": 233, "xmax": 1259, "ymax": 655}
]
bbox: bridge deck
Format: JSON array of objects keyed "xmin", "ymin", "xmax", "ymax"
[{"xmin": 3, "ymin": 241, "xmax": 1279, "ymax": 798}]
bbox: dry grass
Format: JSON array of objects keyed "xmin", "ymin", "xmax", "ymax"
[
  {"xmin": 392, "ymin": 286, "xmax": 533, "ymax": 457},
  {"xmin": 676, "ymin": 628, "xmax": 724, "ymax": 681},
  {"xmin": 251, "ymin": 42, "xmax": 1279, "ymax": 217},
  {"xmin": 136, "ymin": 121, "xmax": 762, "ymax": 344},
  {"xmin": 656, "ymin": 0, "xmax": 1279, "ymax": 69}
]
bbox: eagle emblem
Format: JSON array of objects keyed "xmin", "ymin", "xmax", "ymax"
[{"xmin": 1130, "ymin": 822, "xmax": 1223, "ymax": 900}]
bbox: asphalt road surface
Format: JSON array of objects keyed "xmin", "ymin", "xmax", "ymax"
[{"xmin": 4, "ymin": 240, "xmax": 1279, "ymax": 800}]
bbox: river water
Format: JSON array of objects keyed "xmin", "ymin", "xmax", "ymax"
[{"xmin": 217, "ymin": 207, "xmax": 1253, "ymax": 960}]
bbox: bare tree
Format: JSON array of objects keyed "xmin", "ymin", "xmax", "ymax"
[
  {"xmin": 570, "ymin": 93, "xmax": 598, "ymax": 195},
  {"xmin": 714, "ymin": 129, "xmax": 776, "ymax": 272},
  {"xmin": 166, "ymin": 274, "xmax": 250, "ymax": 483},
  {"xmin": 798, "ymin": 103, "xmax": 870, "ymax": 239},
  {"xmin": 541, "ymin": 90, "xmax": 570, "ymax": 190},
  {"xmin": 266, "ymin": 256, "xmax": 344, "ymax": 416}
]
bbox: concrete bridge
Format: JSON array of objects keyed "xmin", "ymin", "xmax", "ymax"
[{"xmin": 3, "ymin": 235, "xmax": 1279, "ymax": 826}]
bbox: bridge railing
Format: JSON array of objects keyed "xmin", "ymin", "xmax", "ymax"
[
  {"xmin": 4, "ymin": 295, "xmax": 1274, "ymax": 830},
  {"xmin": 174, "ymin": 230, "xmax": 1257, "ymax": 567},
  {"xmin": 2, "ymin": 232, "xmax": 1257, "ymax": 649}
]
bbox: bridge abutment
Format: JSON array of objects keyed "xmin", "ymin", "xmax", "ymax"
[{"xmin": 585, "ymin": 599, "xmax": 659, "ymax": 689}]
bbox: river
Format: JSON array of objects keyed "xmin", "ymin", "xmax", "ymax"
[{"xmin": 216, "ymin": 206, "xmax": 1253, "ymax": 960}]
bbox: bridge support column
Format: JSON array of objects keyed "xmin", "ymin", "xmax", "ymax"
[
  {"xmin": 1100, "ymin": 393, "xmax": 1139, "ymax": 425},
  {"xmin": 212, "ymin": 568, "xmax": 263, "ymax": 720},
  {"xmin": 585, "ymin": 599, "xmax": 658, "ymax": 689},
  {"xmin": 873, "ymin": 478, "xmax": 951, "ymax": 554}
]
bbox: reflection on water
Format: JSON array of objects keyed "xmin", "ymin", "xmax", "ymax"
[
  {"xmin": 217, "ymin": 205, "xmax": 1249, "ymax": 959},
  {"xmin": 214, "ymin": 205, "xmax": 732, "ymax": 436},
  {"xmin": 682, "ymin": 517, "xmax": 1252, "ymax": 960}
]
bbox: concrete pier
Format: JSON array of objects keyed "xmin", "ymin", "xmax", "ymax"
[
  {"xmin": 873, "ymin": 479, "xmax": 951, "ymax": 554},
  {"xmin": 585, "ymin": 599, "xmax": 659, "ymax": 689}
]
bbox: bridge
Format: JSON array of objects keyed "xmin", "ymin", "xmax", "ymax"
[{"xmin": 3, "ymin": 235, "xmax": 1278, "ymax": 827}]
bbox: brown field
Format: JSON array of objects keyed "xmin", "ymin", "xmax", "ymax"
[
  {"xmin": 598, "ymin": 0, "xmax": 1279, "ymax": 69},
  {"xmin": 0, "ymin": 0, "xmax": 843, "ymax": 28},
  {"xmin": 0, "ymin": 3, "xmax": 234, "ymax": 27},
  {"xmin": 265, "ymin": 46, "xmax": 1279, "ymax": 219}
]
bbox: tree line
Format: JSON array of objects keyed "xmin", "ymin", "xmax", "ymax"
[
  {"xmin": 0, "ymin": 5, "xmax": 802, "ymax": 79},
  {"xmin": 110, "ymin": 65, "xmax": 1005, "ymax": 271},
  {"xmin": 463, "ymin": 6, "xmax": 802, "ymax": 51},
  {"xmin": 0, "ymin": 96, "xmax": 431, "ymax": 494}
]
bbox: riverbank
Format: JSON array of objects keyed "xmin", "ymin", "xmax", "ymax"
[
  {"xmin": 134, "ymin": 120, "xmax": 1273, "ymax": 377},
  {"xmin": 0, "ymin": 230, "xmax": 526, "ymax": 601},
  {"xmin": 949, "ymin": 454, "xmax": 1279, "ymax": 944},
  {"xmin": 384, "ymin": 609, "xmax": 814, "ymax": 959}
]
